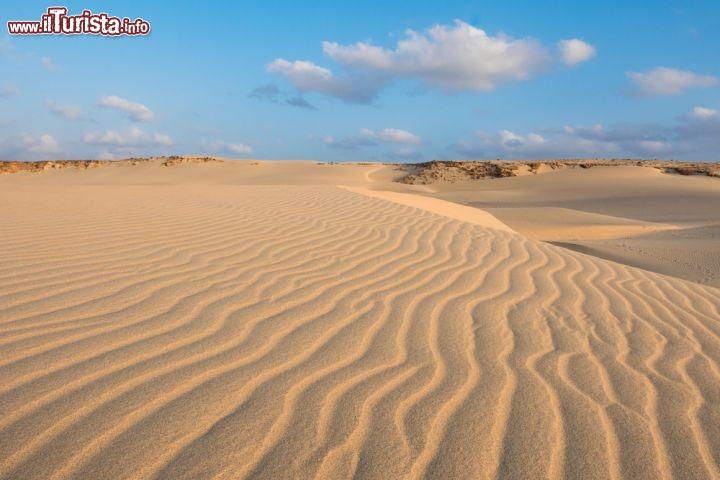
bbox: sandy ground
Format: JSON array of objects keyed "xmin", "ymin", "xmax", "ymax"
[
  {"xmin": 1, "ymin": 160, "xmax": 719, "ymax": 479},
  {"xmin": 424, "ymin": 166, "xmax": 720, "ymax": 287}
]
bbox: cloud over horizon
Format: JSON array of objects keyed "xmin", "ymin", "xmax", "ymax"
[
  {"xmin": 200, "ymin": 139, "xmax": 254, "ymax": 156},
  {"xmin": 269, "ymin": 20, "xmax": 595, "ymax": 102},
  {"xmin": 0, "ymin": 133, "xmax": 62, "ymax": 160},
  {"xmin": 454, "ymin": 106, "xmax": 720, "ymax": 160},
  {"xmin": 324, "ymin": 127, "xmax": 421, "ymax": 149},
  {"xmin": 267, "ymin": 59, "xmax": 385, "ymax": 104},
  {"xmin": 360, "ymin": 128, "xmax": 421, "ymax": 144},
  {"xmin": 83, "ymin": 126, "xmax": 173, "ymax": 147},
  {"xmin": 627, "ymin": 67, "xmax": 719, "ymax": 96},
  {"xmin": 227, "ymin": 143, "xmax": 253, "ymax": 154},
  {"xmin": 96, "ymin": 95, "xmax": 155, "ymax": 122}
]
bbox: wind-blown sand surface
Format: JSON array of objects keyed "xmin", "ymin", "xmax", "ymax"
[
  {"xmin": 1, "ymin": 159, "xmax": 719, "ymax": 479},
  {"xmin": 421, "ymin": 165, "xmax": 720, "ymax": 287}
]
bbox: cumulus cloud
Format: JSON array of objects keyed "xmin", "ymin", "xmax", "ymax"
[
  {"xmin": 200, "ymin": 140, "xmax": 254, "ymax": 156},
  {"xmin": 96, "ymin": 95, "xmax": 155, "ymax": 122},
  {"xmin": 25, "ymin": 134, "xmax": 61, "ymax": 154},
  {"xmin": 46, "ymin": 100, "xmax": 81, "ymax": 120},
  {"xmin": 83, "ymin": 126, "xmax": 172, "ymax": 147},
  {"xmin": 249, "ymin": 84, "xmax": 316, "ymax": 109},
  {"xmin": 558, "ymin": 39, "xmax": 596, "ymax": 66},
  {"xmin": 324, "ymin": 127, "xmax": 421, "ymax": 149},
  {"xmin": 456, "ymin": 127, "xmax": 619, "ymax": 159},
  {"xmin": 454, "ymin": 106, "xmax": 720, "ymax": 160},
  {"xmin": 360, "ymin": 128, "xmax": 421, "ymax": 144},
  {"xmin": 0, "ymin": 83, "xmax": 20, "ymax": 97},
  {"xmin": 676, "ymin": 106, "xmax": 720, "ymax": 141},
  {"xmin": 227, "ymin": 143, "xmax": 253, "ymax": 154},
  {"xmin": 689, "ymin": 106, "xmax": 717, "ymax": 120},
  {"xmin": 0, "ymin": 133, "xmax": 61, "ymax": 159},
  {"xmin": 82, "ymin": 127, "xmax": 172, "ymax": 159},
  {"xmin": 323, "ymin": 21, "xmax": 557, "ymax": 91},
  {"xmin": 267, "ymin": 59, "xmax": 385, "ymax": 103},
  {"xmin": 499, "ymin": 130, "xmax": 547, "ymax": 149},
  {"xmin": 153, "ymin": 133, "xmax": 174, "ymax": 146},
  {"xmin": 269, "ymin": 20, "xmax": 594, "ymax": 102},
  {"xmin": 627, "ymin": 67, "xmax": 719, "ymax": 96}
]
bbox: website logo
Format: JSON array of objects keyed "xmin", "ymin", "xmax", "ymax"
[{"xmin": 7, "ymin": 7, "xmax": 150, "ymax": 36}]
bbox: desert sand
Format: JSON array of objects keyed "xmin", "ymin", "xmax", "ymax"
[{"xmin": 1, "ymin": 158, "xmax": 719, "ymax": 479}]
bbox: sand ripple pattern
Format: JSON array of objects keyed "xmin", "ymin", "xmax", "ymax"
[{"xmin": 1, "ymin": 185, "xmax": 719, "ymax": 480}]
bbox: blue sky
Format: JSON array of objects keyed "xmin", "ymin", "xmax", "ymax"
[{"xmin": 2, "ymin": 0, "xmax": 719, "ymax": 161}]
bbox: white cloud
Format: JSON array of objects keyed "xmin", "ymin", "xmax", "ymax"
[
  {"xmin": 266, "ymin": 59, "xmax": 383, "ymax": 103},
  {"xmin": 499, "ymin": 130, "xmax": 546, "ymax": 149},
  {"xmin": 457, "ymin": 127, "xmax": 620, "ymax": 159},
  {"xmin": 454, "ymin": 106, "xmax": 720, "ymax": 160},
  {"xmin": 24, "ymin": 134, "xmax": 61, "ymax": 154},
  {"xmin": 0, "ymin": 133, "xmax": 62, "ymax": 159},
  {"xmin": 200, "ymin": 140, "xmax": 254, "ymax": 156},
  {"xmin": 360, "ymin": 127, "xmax": 421, "ymax": 144},
  {"xmin": 46, "ymin": 100, "xmax": 81, "ymax": 120},
  {"xmin": 558, "ymin": 39, "xmax": 596, "ymax": 66},
  {"xmin": 387, "ymin": 147, "xmax": 422, "ymax": 160},
  {"xmin": 323, "ymin": 20, "xmax": 556, "ymax": 91},
  {"xmin": 227, "ymin": 143, "xmax": 253, "ymax": 154},
  {"xmin": 153, "ymin": 133, "xmax": 174, "ymax": 146},
  {"xmin": 267, "ymin": 60, "xmax": 332, "ymax": 89},
  {"xmin": 324, "ymin": 127, "xmax": 421, "ymax": 150},
  {"xmin": 637, "ymin": 140, "xmax": 671, "ymax": 153},
  {"xmin": 0, "ymin": 83, "xmax": 20, "ymax": 97},
  {"xmin": 96, "ymin": 95, "xmax": 155, "ymax": 122},
  {"xmin": 83, "ymin": 126, "xmax": 172, "ymax": 147},
  {"xmin": 676, "ymin": 105, "xmax": 720, "ymax": 142},
  {"xmin": 269, "ymin": 20, "xmax": 594, "ymax": 101},
  {"xmin": 627, "ymin": 67, "xmax": 719, "ymax": 96},
  {"xmin": 40, "ymin": 56, "xmax": 59, "ymax": 72},
  {"xmin": 689, "ymin": 106, "xmax": 717, "ymax": 120}
]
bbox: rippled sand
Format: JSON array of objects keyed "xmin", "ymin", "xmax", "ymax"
[{"xmin": 1, "ymin": 160, "xmax": 719, "ymax": 479}]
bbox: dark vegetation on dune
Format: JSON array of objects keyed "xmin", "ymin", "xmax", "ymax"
[
  {"xmin": 0, "ymin": 156, "xmax": 221, "ymax": 174},
  {"xmin": 398, "ymin": 159, "xmax": 720, "ymax": 184}
]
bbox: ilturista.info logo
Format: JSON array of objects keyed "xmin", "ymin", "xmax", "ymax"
[{"xmin": 7, "ymin": 7, "xmax": 150, "ymax": 36}]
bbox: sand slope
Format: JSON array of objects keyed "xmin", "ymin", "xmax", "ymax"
[
  {"xmin": 428, "ymin": 166, "xmax": 720, "ymax": 287},
  {"xmin": 1, "ymin": 164, "xmax": 720, "ymax": 479}
]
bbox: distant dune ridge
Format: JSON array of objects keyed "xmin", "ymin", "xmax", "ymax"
[
  {"xmin": 0, "ymin": 158, "xmax": 719, "ymax": 479},
  {"xmin": 398, "ymin": 159, "xmax": 720, "ymax": 184},
  {"xmin": 0, "ymin": 156, "xmax": 220, "ymax": 174}
]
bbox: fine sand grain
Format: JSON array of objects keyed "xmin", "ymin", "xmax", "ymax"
[{"xmin": 1, "ymin": 160, "xmax": 719, "ymax": 479}]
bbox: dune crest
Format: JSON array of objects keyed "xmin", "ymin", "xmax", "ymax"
[{"xmin": 339, "ymin": 185, "xmax": 515, "ymax": 233}]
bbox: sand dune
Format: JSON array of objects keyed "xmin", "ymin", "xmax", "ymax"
[
  {"xmin": 1, "ymin": 161, "xmax": 720, "ymax": 479},
  {"xmin": 426, "ymin": 165, "xmax": 720, "ymax": 287}
]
